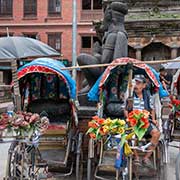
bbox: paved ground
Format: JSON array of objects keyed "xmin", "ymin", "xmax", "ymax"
[{"xmin": 0, "ymin": 141, "xmax": 179, "ymax": 180}]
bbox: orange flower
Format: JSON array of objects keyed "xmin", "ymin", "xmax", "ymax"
[
  {"xmin": 97, "ymin": 118, "xmax": 105, "ymax": 125},
  {"xmin": 141, "ymin": 117, "xmax": 149, "ymax": 129},
  {"xmin": 127, "ymin": 117, "xmax": 137, "ymax": 127},
  {"xmin": 99, "ymin": 127, "xmax": 106, "ymax": 135},
  {"xmin": 88, "ymin": 121, "xmax": 98, "ymax": 128},
  {"xmin": 128, "ymin": 111, "xmax": 135, "ymax": 118},
  {"xmin": 92, "ymin": 116, "xmax": 105, "ymax": 125},
  {"xmin": 92, "ymin": 116, "xmax": 100, "ymax": 121},
  {"xmin": 89, "ymin": 133, "xmax": 96, "ymax": 139}
]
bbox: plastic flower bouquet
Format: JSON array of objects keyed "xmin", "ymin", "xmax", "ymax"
[
  {"xmin": 127, "ymin": 109, "xmax": 150, "ymax": 140},
  {"xmin": 87, "ymin": 115, "xmax": 126, "ymax": 140},
  {"xmin": 0, "ymin": 111, "xmax": 49, "ymax": 138}
]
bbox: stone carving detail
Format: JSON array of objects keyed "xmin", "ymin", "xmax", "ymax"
[{"xmin": 77, "ymin": 0, "xmax": 128, "ymax": 92}]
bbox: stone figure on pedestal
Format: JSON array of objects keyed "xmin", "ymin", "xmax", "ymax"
[{"xmin": 77, "ymin": 0, "xmax": 128, "ymax": 93}]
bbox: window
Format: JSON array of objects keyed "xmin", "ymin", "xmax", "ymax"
[
  {"xmin": 93, "ymin": 0, "xmax": 102, "ymax": 9},
  {"xmin": 23, "ymin": 33, "xmax": 38, "ymax": 39},
  {"xmin": 81, "ymin": 36, "xmax": 101, "ymax": 54},
  {"xmin": 24, "ymin": 0, "xmax": 37, "ymax": 17},
  {"xmin": 48, "ymin": 33, "xmax": 61, "ymax": 52},
  {"xmin": 48, "ymin": 0, "xmax": 61, "ymax": 16},
  {"xmin": 81, "ymin": 36, "xmax": 101, "ymax": 49},
  {"xmin": 82, "ymin": 0, "xmax": 102, "ymax": 10},
  {"xmin": 82, "ymin": 36, "xmax": 91, "ymax": 48},
  {"xmin": 0, "ymin": 0, "xmax": 13, "ymax": 17}
]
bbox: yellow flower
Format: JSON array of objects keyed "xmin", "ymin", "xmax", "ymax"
[
  {"xmin": 118, "ymin": 119, "xmax": 126, "ymax": 126},
  {"xmin": 111, "ymin": 127, "xmax": 118, "ymax": 133},
  {"xmin": 104, "ymin": 118, "xmax": 112, "ymax": 126},
  {"xmin": 118, "ymin": 127, "xmax": 125, "ymax": 134},
  {"xmin": 102, "ymin": 125, "xmax": 109, "ymax": 134}
]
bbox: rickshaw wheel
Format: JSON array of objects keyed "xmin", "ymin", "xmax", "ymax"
[
  {"xmin": 176, "ymin": 152, "xmax": 180, "ymax": 180},
  {"xmin": 6, "ymin": 141, "xmax": 29, "ymax": 179},
  {"xmin": 6, "ymin": 141, "xmax": 19, "ymax": 178},
  {"xmin": 6, "ymin": 141, "xmax": 41, "ymax": 180},
  {"xmin": 156, "ymin": 139, "xmax": 167, "ymax": 179},
  {"xmin": 76, "ymin": 132, "xmax": 83, "ymax": 180}
]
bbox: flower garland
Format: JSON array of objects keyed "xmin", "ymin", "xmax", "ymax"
[{"xmin": 0, "ymin": 111, "xmax": 49, "ymax": 138}]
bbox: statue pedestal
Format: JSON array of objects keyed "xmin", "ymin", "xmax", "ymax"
[{"xmin": 78, "ymin": 93, "xmax": 96, "ymax": 107}]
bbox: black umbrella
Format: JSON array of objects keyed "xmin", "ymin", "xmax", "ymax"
[
  {"xmin": 0, "ymin": 36, "xmax": 60, "ymax": 110},
  {"xmin": 0, "ymin": 36, "xmax": 60, "ymax": 60}
]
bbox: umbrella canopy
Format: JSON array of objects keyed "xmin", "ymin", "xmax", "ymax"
[
  {"xmin": 163, "ymin": 56, "xmax": 180, "ymax": 69},
  {"xmin": 0, "ymin": 36, "xmax": 60, "ymax": 60}
]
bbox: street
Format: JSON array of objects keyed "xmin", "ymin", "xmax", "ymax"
[{"xmin": 0, "ymin": 141, "xmax": 179, "ymax": 180}]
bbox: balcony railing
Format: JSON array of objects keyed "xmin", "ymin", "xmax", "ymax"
[{"xmin": 81, "ymin": 10, "xmax": 103, "ymax": 21}]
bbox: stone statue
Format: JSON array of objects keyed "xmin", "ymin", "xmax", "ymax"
[{"xmin": 77, "ymin": 0, "xmax": 128, "ymax": 92}]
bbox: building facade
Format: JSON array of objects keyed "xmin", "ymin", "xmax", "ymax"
[{"xmin": 0, "ymin": 0, "xmax": 180, "ymax": 84}]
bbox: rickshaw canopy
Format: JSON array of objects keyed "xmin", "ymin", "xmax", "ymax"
[
  {"xmin": 18, "ymin": 58, "xmax": 76, "ymax": 100},
  {"xmin": 163, "ymin": 56, "xmax": 180, "ymax": 69},
  {"xmin": 88, "ymin": 58, "xmax": 168, "ymax": 101}
]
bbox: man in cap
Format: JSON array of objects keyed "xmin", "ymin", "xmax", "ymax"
[{"xmin": 124, "ymin": 74, "xmax": 160, "ymax": 168}]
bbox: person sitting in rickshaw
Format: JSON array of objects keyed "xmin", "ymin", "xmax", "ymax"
[{"xmin": 124, "ymin": 74, "xmax": 161, "ymax": 168}]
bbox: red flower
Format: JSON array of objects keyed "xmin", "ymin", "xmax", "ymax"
[
  {"xmin": 0, "ymin": 124, "xmax": 7, "ymax": 130},
  {"xmin": 127, "ymin": 117, "xmax": 138, "ymax": 127},
  {"xmin": 141, "ymin": 117, "xmax": 149, "ymax": 129}
]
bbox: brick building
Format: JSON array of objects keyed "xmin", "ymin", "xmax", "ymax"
[{"xmin": 0, "ymin": 0, "xmax": 180, "ymax": 85}]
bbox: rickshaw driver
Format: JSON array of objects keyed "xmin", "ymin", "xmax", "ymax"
[{"xmin": 124, "ymin": 74, "xmax": 161, "ymax": 168}]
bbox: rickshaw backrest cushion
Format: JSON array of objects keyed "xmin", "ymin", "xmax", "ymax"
[{"xmin": 27, "ymin": 99, "xmax": 71, "ymax": 122}]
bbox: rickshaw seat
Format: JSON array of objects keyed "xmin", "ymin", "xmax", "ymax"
[{"xmin": 27, "ymin": 99, "xmax": 71, "ymax": 137}]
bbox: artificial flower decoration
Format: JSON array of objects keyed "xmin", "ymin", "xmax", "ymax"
[
  {"xmin": 169, "ymin": 95, "xmax": 180, "ymax": 115},
  {"xmin": 127, "ymin": 109, "xmax": 150, "ymax": 140},
  {"xmin": 0, "ymin": 111, "xmax": 49, "ymax": 138},
  {"xmin": 87, "ymin": 116, "xmax": 126, "ymax": 140}
]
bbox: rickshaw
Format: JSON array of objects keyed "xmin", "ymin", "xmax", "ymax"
[
  {"xmin": 161, "ymin": 68, "xmax": 180, "ymax": 179},
  {"xmin": 87, "ymin": 57, "xmax": 166, "ymax": 180},
  {"xmin": 4, "ymin": 58, "xmax": 83, "ymax": 180}
]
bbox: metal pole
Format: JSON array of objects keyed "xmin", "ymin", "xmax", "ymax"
[{"xmin": 72, "ymin": 0, "xmax": 77, "ymax": 80}]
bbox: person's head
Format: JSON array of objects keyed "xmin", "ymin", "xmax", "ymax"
[
  {"xmin": 159, "ymin": 67, "xmax": 166, "ymax": 76},
  {"xmin": 134, "ymin": 74, "xmax": 146, "ymax": 94}
]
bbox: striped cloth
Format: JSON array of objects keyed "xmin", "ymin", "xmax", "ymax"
[{"xmin": 133, "ymin": 95, "xmax": 154, "ymax": 110}]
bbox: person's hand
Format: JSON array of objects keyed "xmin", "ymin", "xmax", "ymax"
[{"xmin": 152, "ymin": 120, "xmax": 159, "ymax": 127}]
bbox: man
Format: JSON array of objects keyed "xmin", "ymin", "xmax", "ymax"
[
  {"xmin": 159, "ymin": 67, "xmax": 170, "ymax": 92},
  {"xmin": 124, "ymin": 74, "xmax": 160, "ymax": 168}
]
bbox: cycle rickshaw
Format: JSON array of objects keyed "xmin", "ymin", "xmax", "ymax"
[
  {"xmin": 4, "ymin": 58, "xmax": 83, "ymax": 180},
  {"xmin": 87, "ymin": 57, "xmax": 166, "ymax": 180},
  {"xmin": 161, "ymin": 68, "xmax": 180, "ymax": 179}
]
